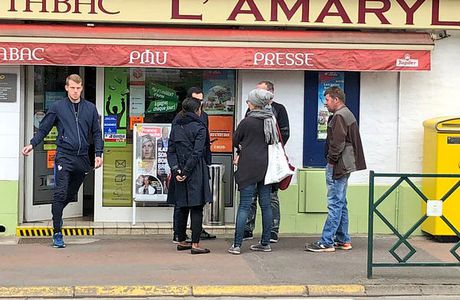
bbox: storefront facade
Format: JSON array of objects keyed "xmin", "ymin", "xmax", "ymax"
[{"xmin": 1, "ymin": 0, "xmax": 460, "ymax": 236}]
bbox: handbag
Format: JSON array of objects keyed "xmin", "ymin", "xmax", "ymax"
[
  {"xmin": 264, "ymin": 118, "xmax": 295, "ymax": 186},
  {"xmin": 278, "ymin": 162, "xmax": 295, "ymax": 190}
]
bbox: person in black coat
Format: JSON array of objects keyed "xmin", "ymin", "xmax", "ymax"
[
  {"xmin": 228, "ymin": 89, "xmax": 276, "ymax": 255},
  {"xmin": 171, "ymin": 87, "xmax": 216, "ymax": 243},
  {"xmin": 167, "ymin": 98, "xmax": 212, "ymax": 255},
  {"xmin": 243, "ymin": 80, "xmax": 290, "ymax": 243}
]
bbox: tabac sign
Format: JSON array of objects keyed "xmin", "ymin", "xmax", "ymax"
[{"xmin": 1, "ymin": 0, "xmax": 460, "ymax": 30}]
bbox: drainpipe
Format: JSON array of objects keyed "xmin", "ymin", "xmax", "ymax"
[{"xmin": 395, "ymin": 72, "xmax": 402, "ymax": 228}]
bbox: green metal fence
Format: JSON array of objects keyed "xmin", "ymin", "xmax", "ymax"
[{"xmin": 367, "ymin": 171, "xmax": 460, "ymax": 278}]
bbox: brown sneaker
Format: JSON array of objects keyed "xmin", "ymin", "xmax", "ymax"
[{"xmin": 335, "ymin": 242, "xmax": 352, "ymax": 250}]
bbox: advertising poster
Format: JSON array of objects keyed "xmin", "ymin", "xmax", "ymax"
[
  {"xmin": 133, "ymin": 123, "xmax": 172, "ymax": 202},
  {"xmin": 129, "ymin": 116, "xmax": 144, "ymax": 130},
  {"xmin": 47, "ymin": 150, "xmax": 56, "ymax": 169},
  {"xmin": 145, "ymin": 82, "xmax": 178, "ymax": 113},
  {"xmin": 43, "ymin": 126, "xmax": 57, "ymax": 150},
  {"xmin": 104, "ymin": 67, "xmax": 128, "ymax": 147},
  {"xmin": 208, "ymin": 115, "xmax": 233, "ymax": 153},
  {"xmin": 129, "ymin": 68, "xmax": 145, "ymax": 116},
  {"xmin": 102, "ymin": 145, "xmax": 133, "ymax": 207},
  {"xmin": 129, "ymin": 85, "xmax": 145, "ymax": 116},
  {"xmin": 317, "ymin": 72, "xmax": 344, "ymax": 140},
  {"xmin": 45, "ymin": 91, "xmax": 66, "ymax": 109},
  {"xmin": 202, "ymin": 70, "xmax": 235, "ymax": 115}
]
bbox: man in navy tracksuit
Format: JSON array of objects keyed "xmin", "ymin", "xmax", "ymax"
[{"xmin": 22, "ymin": 74, "xmax": 103, "ymax": 248}]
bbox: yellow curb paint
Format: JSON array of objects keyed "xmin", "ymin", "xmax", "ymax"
[
  {"xmin": 193, "ymin": 285, "xmax": 307, "ymax": 296},
  {"xmin": 0, "ymin": 286, "xmax": 73, "ymax": 298},
  {"xmin": 74, "ymin": 285, "xmax": 191, "ymax": 297},
  {"xmin": 308, "ymin": 284, "xmax": 365, "ymax": 296}
]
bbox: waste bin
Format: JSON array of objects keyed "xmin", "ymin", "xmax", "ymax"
[
  {"xmin": 422, "ymin": 116, "xmax": 460, "ymax": 237},
  {"xmin": 204, "ymin": 164, "xmax": 225, "ymax": 226}
]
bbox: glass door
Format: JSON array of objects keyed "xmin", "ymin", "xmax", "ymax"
[{"xmin": 24, "ymin": 66, "xmax": 84, "ymax": 221}]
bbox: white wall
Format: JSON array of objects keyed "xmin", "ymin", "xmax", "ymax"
[
  {"xmin": 355, "ymin": 72, "xmax": 399, "ymax": 184},
  {"xmin": 0, "ymin": 66, "xmax": 21, "ymax": 181},
  {"xmin": 238, "ymin": 70, "xmax": 304, "ymax": 183},
  {"xmin": 399, "ymin": 30, "xmax": 460, "ymax": 173},
  {"xmin": 355, "ymin": 30, "xmax": 460, "ymax": 184}
]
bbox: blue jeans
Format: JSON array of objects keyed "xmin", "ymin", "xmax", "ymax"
[
  {"xmin": 320, "ymin": 164, "xmax": 351, "ymax": 246},
  {"xmin": 234, "ymin": 182, "xmax": 272, "ymax": 247},
  {"xmin": 244, "ymin": 190, "xmax": 280, "ymax": 235}
]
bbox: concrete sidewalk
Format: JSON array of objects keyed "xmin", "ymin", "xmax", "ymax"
[{"xmin": 0, "ymin": 235, "xmax": 459, "ymax": 298}]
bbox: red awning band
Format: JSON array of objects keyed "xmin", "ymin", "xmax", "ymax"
[
  {"xmin": 0, "ymin": 24, "xmax": 433, "ymax": 71},
  {"xmin": 0, "ymin": 42, "xmax": 430, "ymax": 71}
]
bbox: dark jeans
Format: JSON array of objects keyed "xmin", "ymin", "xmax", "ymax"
[
  {"xmin": 234, "ymin": 182, "xmax": 272, "ymax": 247},
  {"xmin": 176, "ymin": 205, "xmax": 204, "ymax": 243},
  {"xmin": 53, "ymin": 153, "xmax": 90, "ymax": 233},
  {"xmin": 244, "ymin": 190, "xmax": 280, "ymax": 235}
]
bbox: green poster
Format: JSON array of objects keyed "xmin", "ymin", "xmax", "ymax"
[
  {"xmin": 102, "ymin": 144, "xmax": 133, "ymax": 207},
  {"xmin": 104, "ymin": 67, "xmax": 128, "ymax": 147},
  {"xmin": 146, "ymin": 82, "xmax": 178, "ymax": 113}
]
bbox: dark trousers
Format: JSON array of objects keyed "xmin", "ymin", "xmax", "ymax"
[
  {"xmin": 176, "ymin": 205, "xmax": 204, "ymax": 244},
  {"xmin": 173, "ymin": 205, "xmax": 180, "ymax": 235},
  {"xmin": 53, "ymin": 153, "xmax": 90, "ymax": 233},
  {"xmin": 173, "ymin": 205, "xmax": 205, "ymax": 237},
  {"xmin": 244, "ymin": 190, "xmax": 280, "ymax": 235}
]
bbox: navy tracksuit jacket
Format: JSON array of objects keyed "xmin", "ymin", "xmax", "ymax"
[{"xmin": 30, "ymin": 97, "xmax": 103, "ymax": 231}]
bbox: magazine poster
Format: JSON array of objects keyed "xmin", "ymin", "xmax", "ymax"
[
  {"xmin": 133, "ymin": 123, "xmax": 171, "ymax": 202},
  {"xmin": 202, "ymin": 70, "xmax": 235, "ymax": 115},
  {"xmin": 208, "ymin": 115, "xmax": 233, "ymax": 153},
  {"xmin": 317, "ymin": 72, "xmax": 344, "ymax": 140}
]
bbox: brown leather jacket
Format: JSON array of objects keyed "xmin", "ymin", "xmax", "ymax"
[{"xmin": 326, "ymin": 106, "xmax": 366, "ymax": 179}]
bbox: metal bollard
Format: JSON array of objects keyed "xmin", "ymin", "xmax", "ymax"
[{"xmin": 204, "ymin": 164, "xmax": 225, "ymax": 226}]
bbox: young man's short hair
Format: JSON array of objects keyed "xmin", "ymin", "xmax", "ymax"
[{"xmin": 66, "ymin": 74, "xmax": 83, "ymax": 85}]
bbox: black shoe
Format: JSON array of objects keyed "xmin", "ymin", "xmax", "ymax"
[
  {"xmin": 243, "ymin": 231, "xmax": 254, "ymax": 241},
  {"xmin": 191, "ymin": 247, "xmax": 211, "ymax": 254},
  {"xmin": 177, "ymin": 244, "xmax": 192, "ymax": 251},
  {"xmin": 305, "ymin": 241, "xmax": 335, "ymax": 252},
  {"xmin": 173, "ymin": 234, "xmax": 191, "ymax": 244},
  {"xmin": 200, "ymin": 230, "xmax": 216, "ymax": 240},
  {"xmin": 270, "ymin": 232, "xmax": 279, "ymax": 243}
]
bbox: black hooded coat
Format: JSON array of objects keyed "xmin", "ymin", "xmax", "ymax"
[{"xmin": 166, "ymin": 112, "xmax": 212, "ymax": 207}]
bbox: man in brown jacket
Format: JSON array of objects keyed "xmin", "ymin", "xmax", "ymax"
[{"xmin": 306, "ymin": 86, "xmax": 366, "ymax": 252}]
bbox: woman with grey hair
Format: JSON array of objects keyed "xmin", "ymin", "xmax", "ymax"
[{"xmin": 228, "ymin": 88, "xmax": 277, "ymax": 255}]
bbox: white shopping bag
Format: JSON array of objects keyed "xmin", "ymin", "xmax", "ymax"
[{"xmin": 264, "ymin": 142, "xmax": 295, "ymax": 185}]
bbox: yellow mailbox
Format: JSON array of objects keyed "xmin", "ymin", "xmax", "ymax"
[{"xmin": 422, "ymin": 116, "xmax": 460, "ymax": 237}]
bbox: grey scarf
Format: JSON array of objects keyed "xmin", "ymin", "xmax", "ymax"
[{"xmin": 247, "ymin": 106, "xmax": 278, "ymax": 144}]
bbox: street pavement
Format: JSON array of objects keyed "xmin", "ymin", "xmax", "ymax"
[{"xmin": 0, "ymin": 235, "xmax": 459, "ymax": 298}]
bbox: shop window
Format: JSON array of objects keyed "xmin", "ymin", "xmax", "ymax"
[
  {"xmin": 102, "ymin": 68, "xmax": 236, "ymax": 207},
  {"xmin": 303, "ymin": 71, "xmax": 360, "ymax": 167}
]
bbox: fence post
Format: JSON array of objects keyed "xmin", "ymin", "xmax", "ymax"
[{"xmin": 367, "ymin": 170, "xmax": 375, "ymax": 279}]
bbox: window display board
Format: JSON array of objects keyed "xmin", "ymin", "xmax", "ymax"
[
  {"xmin": 317, "ymin": 72, "xmax": 344, "ymax": 140},
  {"xmin": 133, "ymin": 123, "xmax": 171, "ymax": 202}
]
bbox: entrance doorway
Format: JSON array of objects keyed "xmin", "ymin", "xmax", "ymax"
[{"xmin": 24, "ymin": 66, "xmax": 96, "ymax": 222}]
